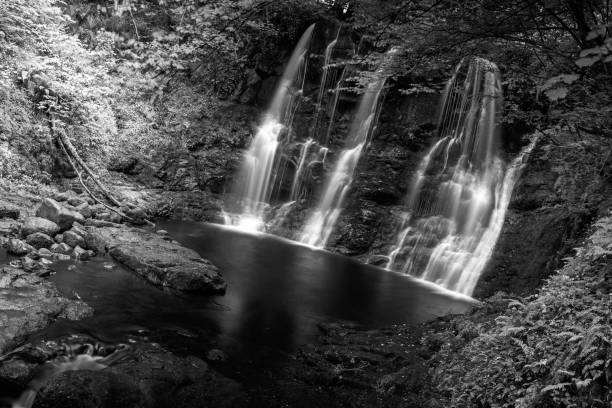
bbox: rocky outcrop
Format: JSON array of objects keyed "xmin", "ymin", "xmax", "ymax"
[
  {"xmin": 0, "ymin": 266, "xmax": 92, "ymax": 355},
  {"xmin": 85, "ymin": 226, "xmax": 226, "ymax": 294}
]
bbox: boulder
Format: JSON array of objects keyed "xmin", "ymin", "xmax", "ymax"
[
  {"xmin": 52, "ymin": 253, "xmax": 71, "ymax": 261},
  {"xmin": 36, "ymin": 198, "xmax": 85, "ymax": 230},
  {"xmin": 22, "ymin": 217, "xmax": 60, "ymax": 237},
  {"xmin": 126, "ymin": 208, "xmax": 146, "ymax": 225},
  {"xmin": 62, "ymin": 230, "xmax": 85, "ymax": 248},
  {"xmin": 54, "ymin": 233, "xmax": 63, "ymax": 243},
  {"xmin": 52, "ymin": 191, "xmax": 70, "ymax": 202},
  {"xmin": 86, "ymin": 226, "xmax": 226, "ymax": 294},
  {"xmin": 0, "ymin": 202, "xmax": 20, "ymax": 219},
  {"xmin": 21, "ymin": 256, "xmax": 51, "ymax": 276},
  {"xmin": 39, "ymin": 248, "xmax": 53, "ymax": 258},
  {"xmin": 67, "ymin": 196, "xmax": 85, "ymax": 207},
  {"xmin": 0, "ymin": 218, "xmax": 19, "ymax": 235},
  {"xmin": 7, "ymin": 238, "xmax": 35, "ymax": 255},
  {"xmin": 51, "ymin": 243, "xmax": 72, "ymax": 255},
  {"xmin": 25, "ymin": 232, "xmax": 54, "ymax": 249},
  {"xmin": 73, "ymin": 245, "xmax": 90, "ymax": 261},
  {"xmin": 75, "ymin": 202, "xmax": 92, "ymax": 219}
]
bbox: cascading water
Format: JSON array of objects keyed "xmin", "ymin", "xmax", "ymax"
[
  {"xmin": 226, "ymin": 24, "xmax": 315, "ymax": 231},
  {"xmin": 385, "ymin": 57, "xmax": 533, "ymax": 296},
  {"xmin": 299, "ymin": 49, "xmax": 398, "ymax": 247}
]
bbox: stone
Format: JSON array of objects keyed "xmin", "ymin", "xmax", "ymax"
[
  {"xmin": 39, "ymin": 248, "xmax": 53, "ymax": 257},
  {"xmin": 73, "ymin": 245, "xmax": 90, "ymax": 261},
  {"xmin": 54, "ymin": 233, "xmax": 63, "ymax": 243},
  {"xmin": 62, "ymin": 230, "xmax": 85, "ymax": 248},
  {"xmin": 156, "ymin": 229, "xmax": 168, "ymax": 235},
  {"xmin": 52, "ymin": 243, "xmax": 72, "ymax": 255},
  {"xmin": 7, "ymin": 238, "xmax": 35, "ymax": 255},
  {"xmin": 75, "ymin": 202, "xmax": 92, "ymax": 219},
  {"xmin": 126, "ymin": 208, "xmax": 146, "ymax": 225},
  {"xmin": 67, "ymin": 196, "xmax": 85, "ymax": 207},
  {"xmin": 22, "ymin": 217, "xmax": 60, "ymax": 237},
  {"xmin": 0, "ymin": 218, "xmax": 20, "ymax": 235},
  {"xmin": 52, "ymin": 253, "xmax": 71, "ymax": 261},
  {"xmin": 36, "ymin": 198, "xmax": 85, "ymax": 231},
  {"xmin": 52, "ymin": 191, "xmax": 70, "ymax": 202},
  {"xmin": 84, "ymin": 219, "xmax": 121, "ymax": 228},
  {"xmin": 109, "ymin": 212, "xmax": 122, "ymax": 224},
  {"xmin": 25, "ymin": 232, "xmax": 54, "ymax": 249},
  {"xmin": 96, "ymin": 212, "xmax": 111, "ymax": 221},
  {"xmin": 0, "ymin": 202, "xmax": 20, "ymax": 219},
  {"xmin": 85, "ymin": 226, "xmax": 226, "ymax": 294},
  {"xmin": 0, "ymin": 266, "xmax": 92, "ymax": 354},
  {"xmin": 21, "ymin": 256, "xmax": 51, "ymax": 276}
]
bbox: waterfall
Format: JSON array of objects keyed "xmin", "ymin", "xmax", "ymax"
[
  {"xmin": 299, "ymin": 49, "xmax": 399, "ymax": 247},
  {"xmin": 385, "ymin": 57, "xmax": 532, "ymax": 296},
  {"xmin": 226, "ymin": 24, "xmax": 315, "ymax": 231}
]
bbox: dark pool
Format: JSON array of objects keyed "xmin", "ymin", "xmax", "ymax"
[{"xmin": 27, "ymin": 221, "xmax": 475, "ymax": 379}]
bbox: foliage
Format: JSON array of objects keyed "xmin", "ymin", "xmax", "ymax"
[{"xmin": 429, "ymin": 214, "xmax": 612, "ymax": 407}]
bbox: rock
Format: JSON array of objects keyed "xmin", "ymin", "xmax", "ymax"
[
  {"xmin": 156, "ymin": 229, "xmax": 168, "ymax": 235},
  {"xmin": 52, "ymin": 253, "xmax": 71, "ymax": 261},
  {"xmin": 36, "ymin": 198, "xmax": 85, "ymax": 231},
  {"xmin": 39, "ymin": 248, "xmax": 53, "ymax": 258},
  {"xmin": 67, "ymin": 196, "xmax": 85, "ymax": 207},
  {"xmin": 0, "ymin": 266, "xmax": 92, "ymax": 354},
  {"xmin": 52, "ymin": 243, "xmax": 72, "ymax": 255},
  {"xmin": 84, "ymin": 219, "xmax": 122, "ymax": 228},
  {"xmin": 107, "ymin": 156, "xmax": 143, "ymax": 175},
  {"xmin": 109, "ymin": 212, "xmax": 122, "ymax": 224},
  {"xmin": 25, "ymin": 232, "xmax": 54, "ymax": 249},
  {"xmin": 62, "ymin": 230, "xmax": 85, "ymax": 248},
  {"xmin": 34, "ymin": 343, "xmax": 243, "ymax": 408},
  {"xmin": 126, "ymin": 208, "xmax": 146, "ymax": 225},
  {"xmin": 85, "ymin": 226, "xmax": 226, "ymax": 294},
  {"xmin": 0, "ymin": 202, "xmax": 20, "ymax": 219},
  {"xmin": 21, "ymin": 256, "xmax": 51, "ymax": 276},
  {"xmin": 73, "ymin": 245, "xmax": 90, "ymax": 261},
  {"xmin": 75, "ymin": 202, "xmax": 92, "ymax": 218},
  {"xmin": 52, "ymin": 191, "xmax": 70, "ymax": 202},
  {"xmin": 96, "ymin": 212, "xmax": 111, "ymax": 221},
  {"xmin": 7, "ymin": 238, "xmax": 35, "ymax": 255},
  {"xmin": 22, "ymin": 217, "xmax": 60, "ymax": 237},
  {"xmin": 0, "ymin": 218, "xmax": 19, "ymax": 235},
  {"xmin": 54, "ymin": 233, "xmax": 63, "ymax": 243}
]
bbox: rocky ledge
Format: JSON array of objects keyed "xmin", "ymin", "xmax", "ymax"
[
  {"xmin": 86, "ymin": 226, "xmax": 226, "ymax": 294},
  {"xmin": 0, "ymin": 265, "xmax": 92, "ymax": 356}
]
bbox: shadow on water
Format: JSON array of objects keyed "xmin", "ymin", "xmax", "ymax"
[{"xmin": 22, "ymin": 221, "xmax": 475, "ymax": 382}]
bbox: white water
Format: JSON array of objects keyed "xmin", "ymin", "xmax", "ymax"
[
  {"xmin": 385, "ymin": 57, "xmax": 529, "ymax": 296},
  {"xmin": 227, "ymin": 24, "xmax": 315, "ymax": 230},
  {"xmin": 300, "ymin": 49, "xmax": 398, "ymax": 247}
]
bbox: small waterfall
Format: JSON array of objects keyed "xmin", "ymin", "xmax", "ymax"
[
  {"xmin": 299, "ymin": 49, "xmax": 398, "ymax": 247},
  {"xmin": 227, "ymin": 24, "xmax": 315, "ymax": 231},
  {"xmin": 385, "ymin": 57, "xmax": 532, "ymax": 296}
]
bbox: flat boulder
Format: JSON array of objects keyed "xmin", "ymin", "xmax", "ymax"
[
  {"xmin": 86, "ymin": 226, "xmax": 226, "ymax": 294},
  {"xmin": 22, "ymin": 217, "xmax": 60, "ymax": 237},
  {"xmin": 36, "ymin": 198, "xmax": 85, "ymax": 231}
]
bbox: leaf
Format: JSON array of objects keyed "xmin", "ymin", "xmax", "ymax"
[
  {"xmin": 575, "ymin": 56, "xmax": 601, "ymax": 67},
  {"xmin": 544, "ymin": 87, "xmax": 568, "ymax": 101}
]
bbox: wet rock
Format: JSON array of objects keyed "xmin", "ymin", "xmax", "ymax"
[
  {"xmin": 7, "ymin": 238, "xmax": 35, "ymax": 255},
  {"xmin": 0, "ymin": 202, "xmax": 21, "ymax": 219},
  {"xmin": 36, "ymin": 198, "xmax": 85, "ymax": 231},
  {"xmin": 0, "ymin": 266, "xmax": 92, "ymax": 354},
  {"xmin": 22, "ymin": 217, "xmax": 60, "ymax": 237},
  {"xmin": 38, "ymin": 248, "xmax": 53, "ymax": 258},
  {"xmin": 34, "ymin": 343, "xmax": 243, "ymax": 408},
  {"xmin": 21, "ymin": 256, "xmax": 51, "ymax": 276},
  {"xmin": 156, "ymin": 230, "xmax": 168, "ymax": 235},
  {"xmin": 25, "ymin": 232, "xmax": 54, "ymax": 249},
  {"xmin": 51, "ymin": 243, "xmax": 72, "ymax": 255},
  {"xmin": 85, "ymin": 226, "xmax": 226, "ymax": 294},
  {"xmin": 72, "ymin": 245, "xmax": 90, "ymax": 261},
  {"xmin": 62, "ymin": 230, "xmax": 85, "ymax": 248},
  {"xmin": 52, "ymin": 253, "xmax": 71, "ymax": 261}
]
